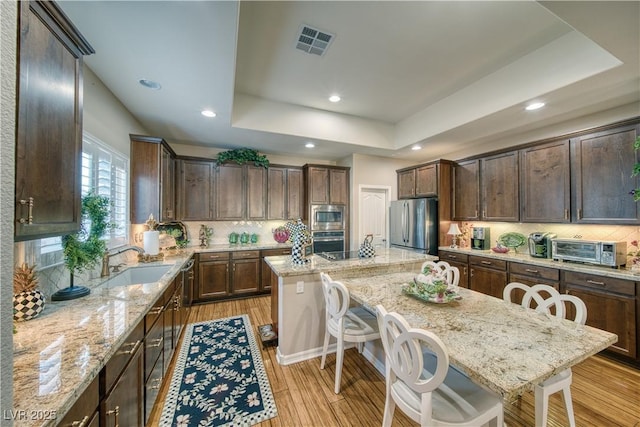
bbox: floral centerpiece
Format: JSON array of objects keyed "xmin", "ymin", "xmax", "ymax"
[{"xmin": 403, "ymin": 264, "xmax": 461, "ymax": 303}]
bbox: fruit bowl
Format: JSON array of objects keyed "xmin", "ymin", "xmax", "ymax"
[{"xmin": 491, "ymin": 246, "xmax": 509, "ymax": 253}]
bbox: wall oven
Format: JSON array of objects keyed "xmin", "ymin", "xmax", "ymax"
[
  {"xmin": 312, "ymin": 230, "xmax": 345, "ymax": 254},
  {"xmin": 310, "ymin": 204, "xmax": 345, "ymax": 231}
]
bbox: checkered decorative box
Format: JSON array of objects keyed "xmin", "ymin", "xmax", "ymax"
[{"xmin": 13, "ymin": 290, "xmax": 45, "ymax": 321}]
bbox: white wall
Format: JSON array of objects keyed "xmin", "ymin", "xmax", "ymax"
[
  {"xmin": 83, "ymin": 66, "xmax": 149, "ymax": 155},
  {"xmin": 1, "ymin": 0, "xmax": 17, "ymax": 419}
]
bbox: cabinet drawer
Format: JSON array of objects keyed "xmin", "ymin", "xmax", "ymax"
[
  {"xmin": 145, "ymin": 296, "xmax": 165, "ymax": 332},
  {"xmin": 469, "ymin": 256, "xmax": 507, "ymax": 271},
  {"xmin": 199, "ymin": 252, "xmax": 230, "ymax": 261},
  {"xmin": 509, "ymin": 263, "xmax": 559, "ymax": 281},
  {"xmin": 564, "ymin": 271, "xmax": 635, "ymax": 296},
  {"xmin": 439, "ymin": 251, "xmax": 468, "ymax": 264},
  {"xmin": 232, "ymin": 250, "xmax": 260, "ymax": 259},
  {"xmin": 262, "ymin": 248, "xmax": 292, "ymax": 257},
  {"xmin": 104, "ymin": 319, "xmax": 144, "ymax": 394}
]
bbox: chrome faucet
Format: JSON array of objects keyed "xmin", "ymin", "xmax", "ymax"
[{"xmin": 101, "ymin": 245, "xmax": 145, "ymax": 277}]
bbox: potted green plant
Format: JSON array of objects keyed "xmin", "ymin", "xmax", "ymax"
[
  {"xmin": 216, "ymin": 148, "xmax": 269, "ymax": 168},
  {"xmin": 53, "ymin": 192, "xmax": 114, "ymax": 301}
]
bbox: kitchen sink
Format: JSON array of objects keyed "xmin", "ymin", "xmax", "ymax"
[{"xmin": 99, "ymin": 264, "xmax": 173, "ymax": 288}]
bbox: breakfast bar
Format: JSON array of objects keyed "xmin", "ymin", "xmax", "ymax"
[
  {"xmin": 340, "ymin": 271, "xmax": 618, "ymax": 401},
  {"xmin": 264, "ymin": 247, "xmax": 436, "ymax": 365}
]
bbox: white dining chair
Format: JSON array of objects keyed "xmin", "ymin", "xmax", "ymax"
[
  {"xmin": 319, "ymin": 272, "xmax": 380, "ymax": 394},
  {"xmin": 503, "ymin": 282, "xmax": 587, "ymax": 427},
  {"xmin": 376, "ymin": 304, "xmax": 504, "ymax": 427},
  {"xmin": 421, "ymin": 260, "xmax": 460, "ymax": 290}
]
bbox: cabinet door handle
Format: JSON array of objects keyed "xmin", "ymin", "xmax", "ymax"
[
  {"xmin": 71, "ymin": 416, "xmax": 89, "ymax": 427},
  {"xmin": 150, "ymin": 377, "xmax": 163, "ymax": 390},
  {"xmin": 117, "ymin": 340, "xmax": 141, "ymax": 356},
  {"xmin": 525, "ymin": 269, "xmax": 539, "ymax": 273},
  {"xmin": 470, "ymin": 268, "xmax": 474, "ymax": 277},
  {"xmin": 148, "ymin": 306, "xmax": 163, "ymax": 316},
  {"xmin": 105, "ymin": 405, "xmax": 119, "ymax": 427},
  {"xmin": 18, "ymin": 197, "xmax": 34, "ymax": 224},
  {"xmin": 480, "ymin": 261, "xmax": 492, "ymax": 265},
  {"xmin": 148, "ymin": 336, "xmax": 164, "ymax": 348},
  {"xmin": 448, "ymin": 255, "xmax": 458, "ymax": 259},
  {"xmin": 564, "ymin": 209, "xmax": 569, "ymax": 220},
  {"xmin": 578, "ymin": 209, "xmax": 582, "ymax": 220},
  {"xmin": 463, "ymin": 267, "xmax": 468, "ymax": 276},
  {"xmin": 586, "ymin": 279, "xmax": 605, "ymax": 286}
]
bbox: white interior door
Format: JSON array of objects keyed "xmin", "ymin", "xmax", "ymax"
[{"xmin": 359, "ymin": 187, "xmax": 389, "ymax": 248}]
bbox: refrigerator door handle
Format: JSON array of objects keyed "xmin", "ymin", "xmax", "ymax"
[{"xmin": 403, "ymin": 201, "xmax": 409, "ymax": 243}]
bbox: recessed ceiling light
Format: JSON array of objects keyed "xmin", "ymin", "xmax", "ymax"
[
  {"xmin": 411, "ymin": 145, "xmax": 422, "ymax": 151},
  {"xmin": 525, "ymin": 102, "xmax": 545, "ymax": 111},
  {"xmin": 138, "ymin": 78, "xmax": 161, "ymax": 90},
  {"xmin": 329, "ymin": 95, "xmax": 341, "ymax": 103},
  {"xmin": 201, "ymin": 110, "xmax": 216, "ymax": 118},
  {"xmin": 305, "ymin": 142, "xmax": 315, "ymax": 148}
]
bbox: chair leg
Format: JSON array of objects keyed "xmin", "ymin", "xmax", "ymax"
[
  {"xmin": 334, "ymin": 338, "xmax": 344, "ymax": 394},
  {"xmin": 534, "ymin": 385, "xmax": 549, "ymax": 427},
  {"xmin": 561, "ymin": 386, "xmax": 576, "ymax": 427},
  {"xmin": 320, "ymin": 330, "xmax": 330, "ymax": 370},
  {"xmin": 382, "ymin": 390, "xmax": 395, "ymax": 427}
]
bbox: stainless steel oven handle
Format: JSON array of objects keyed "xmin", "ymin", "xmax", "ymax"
[{"xmin": 313, "ymin": 238, "xmax": 344, "ymax": 242}]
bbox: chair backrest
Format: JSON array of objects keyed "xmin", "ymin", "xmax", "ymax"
[
  {"xmin": 421, "ymin": 261, "xmax": 459, "ymax": 288},
  {"xmin": 320, "ymin": 272, "xmax": 350, "ymax": 328},
  {"xmin": 504, "ymin": 282, "xmax": 587, "ymax": 324},
  {"xmin": 376, "ymin": 305, "xmax": 449, "ymax": 395}
]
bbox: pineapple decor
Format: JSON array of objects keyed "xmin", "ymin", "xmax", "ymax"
[{"xmin": 13, "ymin": 263, "xmax": 45, "ymax": 321}]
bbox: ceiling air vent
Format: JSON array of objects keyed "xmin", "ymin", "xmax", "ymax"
[{"xmin": 295, "ymin": 24, "xmax": 334, "ymax": 56}]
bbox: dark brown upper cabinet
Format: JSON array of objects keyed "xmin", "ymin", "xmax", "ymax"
[
  {"xmin": 304, "ymin": 165, "xmax": 350, "ymax": 205},
  {"xmin": 570, "ymin": 123, "xmax": 640, "ymax": 224},
  {"xmin": 519, "ymin": 139, "xmax": 570, "ymax": 223},
  {"xmin": 452, "ymin": 159, "xmax": 480, "ymax": 221},
  {"xmin": 215, "ymin": 164, "xmax": 267, "ymax": 220},
  {"xmin": 130, "ymin": 135, "xmax": 176, "ymax": 224},
  {"xmin": 15, "ymin": 1, "xmax": 94, "ymax": 241},
  {"xmin": 177, "ymin": 158, "xmax": 215, "ymax": 220},
  {"xmin": 481, "ymin": 151, "xmax": 519, "ymax": 222},
  {"xmin": 268, "ymin": 166, "xmax": 304, "ymax": 220}
]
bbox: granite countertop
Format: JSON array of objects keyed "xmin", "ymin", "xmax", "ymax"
[
  {"xmin": 11, "ymin": 252, "xmax": 194, "ymax": 427},
  {"xmin": 341, "ymin": 271, "xmax": 617, "ymax": 401},
  {"xmin": 264, "ymin": 247, "xmax": 437, "ymax": 277},
  {"xmin": 439, "ymin": 246, "xmax": 640, "ymax": 281}
]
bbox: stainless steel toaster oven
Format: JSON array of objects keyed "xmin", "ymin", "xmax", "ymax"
[{"xmin": 551, "ymin": 238, "xmax": 627, "ymax": 267}]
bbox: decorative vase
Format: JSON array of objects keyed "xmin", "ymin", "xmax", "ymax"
[
  {"xmin": 632, "ymin": 257, "xmax": 640, "ymax": 272},
  {"xmin": 13, "ymin": 290, "xmax": 46, "ymax": 321}
]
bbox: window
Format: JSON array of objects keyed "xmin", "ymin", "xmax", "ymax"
[{"xmin": 34, "ymin": 133, "xmax": 129, "ymax": 267}]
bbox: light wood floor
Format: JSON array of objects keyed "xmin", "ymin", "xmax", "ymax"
[{"xmin": 149, "ymin": 296, "xmax": 640, "ymax": 426}]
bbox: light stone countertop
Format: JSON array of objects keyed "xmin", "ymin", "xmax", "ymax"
[
  {"xmin": 438, "ymin": 246, "xmax": 640, "ymax": 281},
  {"xmin": 11, "ymin": 252, "xmax": 195, "ymax": 427},
  {"xmin": 264, "ymin": 247, "xmax": 437, "ymax": 277},
  {"xmin": 341, "ymin": 271, "xmax": 618, "ymax": 401}
]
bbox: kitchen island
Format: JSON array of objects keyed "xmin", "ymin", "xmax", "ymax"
[
  {"xmin": 341, "ymin": 271, "xmax": 617, "ymax": 401},
  {"xmin": 264, "ymin": 247, "xmax": 435, "ymax": 365}
]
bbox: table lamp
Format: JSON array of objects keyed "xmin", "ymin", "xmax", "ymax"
[{"xmin": 447, "ymin": 223, "xmax": 462, "ymax": 248}]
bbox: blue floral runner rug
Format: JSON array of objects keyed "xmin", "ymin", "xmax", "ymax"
[{"xmin": 160, "ymin": 315, "xmax": 277, "ymax": 426}]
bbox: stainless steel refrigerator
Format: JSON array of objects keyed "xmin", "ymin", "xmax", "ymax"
[{"xmin": 389, "ymin": 198, "xmax": 438, "ymax": 255}]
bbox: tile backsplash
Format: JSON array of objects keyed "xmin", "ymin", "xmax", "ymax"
[{"xmin": 454, "ymin": 221, "xmax": 640, "ymax": 253}]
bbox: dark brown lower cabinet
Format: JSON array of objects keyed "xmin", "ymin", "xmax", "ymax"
[
  {"xmin": 101, "ymin": 339, "xmax": 143, "ymax": 427},
  {"xmin": 196, "ymin": 252, "xmax": 230, "ymax": 300},
  {"xmin": 231, "ymin": 251, "xmax": 261, "ymax": 295},
  {"xmin": 563, "ymin": 271, "xmax": 636, "ymax": 359},
  {"xmin": 507, "ymin": 262, "xmax": 560, "ymax": 307},
  {"xmin": 438, "ymin": 251, "xmax": 469, "ymax": 289},
  {"xmin": 469, "ymin": 256, "xmax": 507, "ymax": 299},
  {"xmin": 57, "ymin": 376, "xmax": 99, "ymax": 427}
]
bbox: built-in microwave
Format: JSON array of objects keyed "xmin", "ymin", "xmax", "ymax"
[
  {"xmin": 551, "ymin": 238, "xmax": 627, "ymax": 267},
  {"xmin": 310, "ymin": 204, "xmax": 345, "ymax": 231}
]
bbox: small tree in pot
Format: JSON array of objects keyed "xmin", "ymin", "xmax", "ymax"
[{"xmin": 53, "ymin": 192, "xmax": 113, "ymax": 301}]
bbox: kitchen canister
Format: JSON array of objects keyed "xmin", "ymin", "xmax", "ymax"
[{"xmin": 358, "ymin": 234, "xmax": 376, "ymax": 258}]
